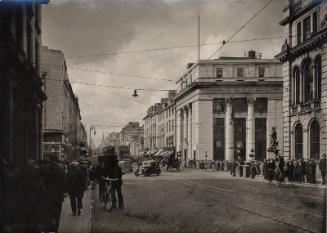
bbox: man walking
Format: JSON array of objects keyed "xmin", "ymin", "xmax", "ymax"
[
  {"xmin": 111, "ymin": 160, "xmax": 124, "ymax": 209},
  {"xmin": 44, "ymin": 155, "xmax": 66, "ymax": 232},
  {"xmin": 67, "ymin": 161, "xmax": 86, "ymax": 216},
  {"xmin": 319, "ymin": 154, "xmax": 326, "ymax": 185}
]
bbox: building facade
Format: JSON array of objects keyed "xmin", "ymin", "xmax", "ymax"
[
  {"xmin": 0, "ymin": 1, "xmax": 48, "ymax": 166},
  {"xmin": 0, "ymin": 1, "xmax": 48, "ymax": 231},
  {"xmin": 41, "ymin": 46, "xmax": 83, "ymax": 160},
  {"xmin": 144, "ymin": 103, "xmax": 161, "ymax": 152},
  {"xmin": 175, "ymin": 51, "xmax": 283, "ymax": 162},
  {"xmin": 276, "ymin": 0, "xmax": 327, "ymax": 160},
  {"xmin": 143, "ymin": 91, "xmax": 176, "ymax": 153},
  {"xmin": 157, "ymin": 91, "xmax": 176, "ymax": 149}
]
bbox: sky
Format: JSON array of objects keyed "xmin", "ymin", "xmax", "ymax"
[{"xmin": 42, "ymin": 0, "xmax": 286, "ymax": 146}]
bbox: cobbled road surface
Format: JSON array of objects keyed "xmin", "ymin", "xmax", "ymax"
[{"xmin": 90, "ymin": 170, "xmax": 326, "ymax": 233}]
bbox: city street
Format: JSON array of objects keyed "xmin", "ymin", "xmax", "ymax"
[{"xmin": 90, "ymin": 170, "xmax": 326, "ymax": 233}]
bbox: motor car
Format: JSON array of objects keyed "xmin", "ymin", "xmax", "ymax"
[
  {"xmin": 119, "ymin": 159, "xmax": 133, "ymax": 173},
  {"xmin": 135, "ymin": 160, "xmax": 161, "ymax": 176}
]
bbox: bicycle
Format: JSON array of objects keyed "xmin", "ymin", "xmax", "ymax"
[{"xmin": 100, "ymin": 177, "xmax": 118, "ymax": 212}]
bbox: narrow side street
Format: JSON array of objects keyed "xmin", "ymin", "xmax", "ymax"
[{"xmin": 90, "ymin": 171, "xmax": 326, "ymax": 233}]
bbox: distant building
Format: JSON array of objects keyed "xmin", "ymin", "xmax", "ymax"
[
  {"xmin": 175, "ymin": 51, "xmax": 283, "ymax": 161},
  {"xmin": 41, "ymin": 46, "xmax": 84, "ymax": 160},
  {"xmin": 144, "ymin": 103, "xmax": 161, "ymax": 153},
  {"xmin": 276, "ymin": 0, "xmax": 327, "ymax": 159},
  {"xmin": 143, "ymin": 91, "xmax": 176, "ymax": 156},
  {"xmin": 157, "ymin": 91, "xmax": 176, "ymax": 149}
]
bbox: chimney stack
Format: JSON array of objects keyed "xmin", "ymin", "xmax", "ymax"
[{"xmin": 248, "ymin": 50, "xmax": 256, "ymax": 59}]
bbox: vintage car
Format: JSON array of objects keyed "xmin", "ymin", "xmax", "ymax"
[{"xmin": 135, "ymin": 160, "xmax": 161, "ymax": 177}]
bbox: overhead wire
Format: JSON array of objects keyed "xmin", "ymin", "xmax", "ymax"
[
  {"xmin": 69, "ymin": 67, "xmax": 175, "ymax": 82},
  {"xmin": 65, "ymin": 35, "xmax": 284, "ymax": 60},
  {"xmin": 207, "ymin": 0, "xmax": 274, "ymax": 60}
]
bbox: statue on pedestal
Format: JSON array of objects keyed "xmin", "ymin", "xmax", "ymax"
[{"xmin": 267, "ymin": 127, "xmax": 279, "ymax": 157}]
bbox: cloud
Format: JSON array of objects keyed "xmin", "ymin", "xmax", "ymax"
[{"xmin": 42, "ymin": 0, "xmax": 286, "ymax": 145}]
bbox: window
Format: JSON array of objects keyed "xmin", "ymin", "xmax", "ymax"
[
  {"xmin": 216, "ymin": 68, "xmax": 223, "ymax": 78},
  {"xmin": 303, "ymin": 16, "xmax": 311, "ymax": 41},
  {"xmin": 254, "ymin": 98, "xmax": 267, "ymax": 113},
  {"xmin": 297, "ymin": 22, "xmax": 302, "ymax": 44},
  {"xmin": 258, "ymin": 67, "xmax": 265, "ymax": 78},
  {"xmin": 213, "ymin": 99, "xmax": 225, "ymax": 113},
  {"xmin": 294, "ymin": 67, "xmax": 301, "ymax": 104},
  {"xmin": 314, "ymin": 56, "xmax": 321, "ymax": 100},
  {"xmin": 295, "ymin": 123, "xmax": 303, "ymax": 159},
  {"xmin": 237, "ymin": 68, "xmax": 244, "ymax": 78},
  {"xmin": 312, "ymin": 11, "xmax": 318, "ymax": 34},
  {"xmin": 302, "ymin": 58, "xmax": 313, "ymax": 102},
  {"xmin": 310, "ymin": 121, "xmax": 320, "ymax": 160}
]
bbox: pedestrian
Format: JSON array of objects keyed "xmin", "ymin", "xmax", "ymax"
[
  {"xmin": 67, "ymin": 161, "xmax": 86, "ymax": 216},
  {"xmin": 110, "ymin": 160, "xmax": 124, "ymax": 209},
  {"xmin": 319, "ymin": 154, "xmax": 326, "ymax": 185},
  {"xmin": 250, "ymin": 161, "xmax": 256, "ymax": 179},
  {"xmin": 17, "ymin": 158, "xmax": 46, "ymax": 233},
  {"xmin": 286, "ymin": 159, "xmax": 293, "ymax": 182},
  {"xmin": 43, "ymin": 154, "xmax": 67, "ymax": 232}
]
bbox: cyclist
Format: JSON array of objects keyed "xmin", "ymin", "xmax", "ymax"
[{"xmin": 110, "ymin": 159, "xmax": 124, "ymax": 209}]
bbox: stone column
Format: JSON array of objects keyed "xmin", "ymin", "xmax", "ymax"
[
  {"xmin": 183, "ymin": 106, "xmax": 188, "ymax": 160},
  {"xmin": 176, "ymin": 108, "xmax": 183, "ymax": 153},
  {"xmin": 225, "ymin": 98, "xmax": 234, "ymax": 161},
  {"xmin": 246, "ymin": 97, "xmax": 255, "ymax": 161},
  {"xmin": 188, "ymin": 104, "xmax": 192, "ymax": 160}
]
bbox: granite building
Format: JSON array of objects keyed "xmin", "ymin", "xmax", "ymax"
[
  {"xmin": 175, "ymin": 51, "xmax": 283, "ymax": 162},
  {"xmin": 276, "ymin": 0, "xmax": 327, "ymax": 160}
]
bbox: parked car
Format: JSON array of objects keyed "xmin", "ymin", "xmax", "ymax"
[
  {"xmin": 119, "ymin": 159, "xmax": 133, "ymax": 173},
  {"xmin": 135, "ymin": 160, "xmax": 161, "ymax": 176}
]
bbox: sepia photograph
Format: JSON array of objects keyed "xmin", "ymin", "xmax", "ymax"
[{"xmin": 0, "ymin": 0, "xmax": 326, "ymax": 232}]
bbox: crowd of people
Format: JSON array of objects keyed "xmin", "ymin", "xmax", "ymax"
[
  {"xmin": 1, "ymin": 155, "xmax": 90, "ymax": 233},
  {"xmin": 176, "ymin": 153, "xmax": 327, "ymax": 185}
]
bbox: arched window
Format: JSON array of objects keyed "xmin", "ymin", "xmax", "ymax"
[
  {"xmin": 314, "ymin": 55, "xmax": 321, "ymax": 100},
  {"xmin": 302, "ymin": 58, "xmax": 313, "ymax": 102},
  {"xmin": 293, "ymin": 67, "xmax": 301, "ymax": 104},
  {"xmin": 295, "ymin": 123, "xmax": 303, "ymax": 159},
  {"xmin": 310, "ymin": 121, "xmax": 320, "ymax": 160}
]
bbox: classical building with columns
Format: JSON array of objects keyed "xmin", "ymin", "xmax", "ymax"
[
  {"xmin": 276, "ymin": 0, "xmax": 327, "ymax": 160},
  {"xmin": 175, "ymin": 51, "xmax": 283, "ymax": 162}
]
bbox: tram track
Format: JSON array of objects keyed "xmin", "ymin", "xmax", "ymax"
[{"xmin": 169, "ymin": 179, "xmax": 322, "ymax": 233}]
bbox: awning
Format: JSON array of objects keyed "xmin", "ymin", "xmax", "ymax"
[
  {"xmin": 160, "ymin": 150, "xmax": 175, "ymax": 158},
  {"xmin": 153, "ymin": 149, "xmax": 164, "ymax": 157}
]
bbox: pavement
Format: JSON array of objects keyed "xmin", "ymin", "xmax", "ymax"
[
  {"xmin": 57, "ymin": 189, "xmax": 92, "ymax": 233},
  {"xmin": 89, "ymin": 169, "xmax": 326, "ymax": 233}
]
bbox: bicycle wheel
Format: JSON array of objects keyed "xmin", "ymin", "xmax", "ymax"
[{"xmin": 104, "ymin": 184, "xmax": 114, "ymax": 212}]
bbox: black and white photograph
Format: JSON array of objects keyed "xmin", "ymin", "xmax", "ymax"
[{"xmin": 0, "ymin": 0, "xmax": 326, "ymax": 232}]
